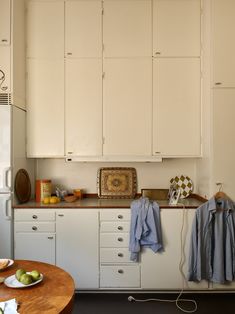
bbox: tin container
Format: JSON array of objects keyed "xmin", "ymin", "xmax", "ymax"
[{"xmin": 36, "ymin": 179, "xmax": 52, "ymax": 202}]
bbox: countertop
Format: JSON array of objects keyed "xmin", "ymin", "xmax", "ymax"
[{"xmin": 13, "ymin": 194, "xmax": 205, "ymax": 209}]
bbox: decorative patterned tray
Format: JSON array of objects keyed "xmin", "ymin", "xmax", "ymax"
[{"xmin": 97, "ymin": 167, "xmax": 137, "ymax": 199}]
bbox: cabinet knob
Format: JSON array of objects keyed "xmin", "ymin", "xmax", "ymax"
[
  {"xmin": 32, "ymin": 215, "xmax": 38, "ymax": 219},
  {"xmin": 117, "ymin": 237, "xmax": 123, "ymax": 242},
  {"xmin": 117, "ymin": 215, "xmax": 123, "ymax": 219},
  {"xmin": 32, "ymin": 226, "xmax": 37, "ymax": 231},
  {"xmin": 117, "ymin": 226, "xmax": 123, "ymax": 230},
  {"xmin": 118, "ymin": 269, "xmax": 124, "ymax": 274},
  {"xmin": 48, "ymin": 236, "xmax": 54, "ymax": 240},
  {"xmin": 118, "ymin": 253, "xmax": 123, "ymax": 257}
]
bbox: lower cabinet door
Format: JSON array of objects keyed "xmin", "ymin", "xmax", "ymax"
[
  {"xmin": 100, "ymin": 265, "xmax": 140, "ymax": 288},
  {"xmin": 14, "ymin": 233, "xmax": 56, "ymax": 264}
]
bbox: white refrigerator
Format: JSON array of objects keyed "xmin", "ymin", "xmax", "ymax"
[{"xmin": 0, "ymin": 104, "xmax": 34, "ymax": 259}]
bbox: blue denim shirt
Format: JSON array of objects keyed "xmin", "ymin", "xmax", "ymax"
[
  {"xmin": 188, "ymin": 196, "xmax": 235, "ymax": 283},
  {"xmin": 129, "ymin": 197, "xmax": 163, "ymax": 262}
]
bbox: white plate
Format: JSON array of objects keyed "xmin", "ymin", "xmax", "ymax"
[
  {"xmin": 4, "ymin": 272, "xmax": 43, "ymax": 288},
  {"xmin": 0, "ymin": 259, "xmax": 14, "ymax": 271},
  {"xmin": 170, "ymin": 175, "xmax": 194, "ymax": 199}
]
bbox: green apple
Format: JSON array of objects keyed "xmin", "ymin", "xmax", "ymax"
[
  {"xmin": 15, "ymin": 269, "xmax": 26, "ymax": 281},
  {"xmin": 30, "ymin": 270, "xmax": 41, "ymax": 281},
  {"xmin": 19, "ymin": 273, "xmax": 33, "ymax": 285}
]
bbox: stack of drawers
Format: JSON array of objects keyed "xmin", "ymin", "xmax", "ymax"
[{"xmin": 99, "ymin": 209, "xmax": 140, "ymax": 288}]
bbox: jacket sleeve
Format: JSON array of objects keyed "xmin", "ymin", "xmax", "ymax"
[
  {"xmin": 129, "ymin": 201, "xmax": 140, "ymax": 262},
  {"xmin": 188, "ymin": 211, "xmax": 199, "ymax": 281}
]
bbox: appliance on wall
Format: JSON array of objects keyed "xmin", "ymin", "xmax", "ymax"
[{"xmin": 0, "ymin": 104, "xmax": 34, "ymax": 259}]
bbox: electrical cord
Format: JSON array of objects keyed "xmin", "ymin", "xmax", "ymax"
[{"xmin": 128, "ymin": 204, "xmax": 198, "ymax": 313}]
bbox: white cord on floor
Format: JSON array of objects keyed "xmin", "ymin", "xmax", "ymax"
[{"xmin": 128, "ymin": 204, "xmax": 198, "ymax": 313}]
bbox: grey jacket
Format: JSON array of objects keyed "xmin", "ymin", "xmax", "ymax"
[
  {"xmin": 188, "ymin": 196, "xmax": 235, "ymax": 283},
  {"xmin": 129, "ymin": 197, "xmax": 163, "ymax": 262}
]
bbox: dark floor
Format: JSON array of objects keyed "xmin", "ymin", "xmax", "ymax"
[{"xmin": 72, "ymin": 292, "xmax": 235, "ymax": 314}]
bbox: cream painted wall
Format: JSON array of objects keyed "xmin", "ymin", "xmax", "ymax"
[{"xmin": 36, "ymin": 158, "xmax": 197, "ymax": 195}]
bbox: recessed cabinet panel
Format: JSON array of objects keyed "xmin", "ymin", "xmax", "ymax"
[
  {"xmin": 0, "ymin": 0, "xmax": 11, "ymax": 45},
  {"xmin": 103, "ymin": 58, "xmax": 152, "ymax": 156},
  {"xmin": 65, "ymin": 59, "xmax": 102, "ymax": 156},
  {"xmin": 153, "ymin": 0, "xmax": 201, "ymax": 57},
  {"xmin": 0, "ymin": 46, "xmax": 11, "ymax": 92},
  {"xmin": 153, "ymin": 58, "xmax": 201, "ymax": 157},
  {"xmin": 213, "ymin": 0, "xmax": 235, "ymax": 87},
  {"xmin": 27, "ymin": 1, "xmax": 64, "ymax": 58},
  {"xmin": 103, "ymin": 0, "xmax": 152, "ymax": 57},
  {"xmin": 27, "ymin": 59, "xmax": 64, "ymax": 157},
  {"xmin": 65, "ymin": 0, "xmax": 102, "ymax": 58}
]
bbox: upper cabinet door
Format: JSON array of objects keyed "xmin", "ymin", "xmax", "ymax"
[
  {"xmin": 27, "ymin": 1, "xmax": 64, "ymax": 58},
  {"xmin": 103, "ymin": 58, "xmax": 152, "ymax": 156},
  {"xmin": 213, "ymin": 0, "xmax": 235, "ymax": 87},
  {"xmin": 65, "ymin": 59, "xmax": 103, "ymax": 156},
  {"xmin": 27, "ymin": 59, "xmax": 64, "ymax": 157},
  {"xmin": 65, "ymin": 0, "xmax": 102, "ymax": 58},
  {"xmin": 103, "ymin": 0, "xmax": 152, "ymax": 57},
  {"xmin": 0, "ymin": 0, "xmax": 11, "ymax": 45},
  {"xmin": 153, "ymin": 58, "xmax": 201, "ymax": 157},
  {"xmin": 153, "ymin": 0, "xmax": 201, "ymax": 57}
]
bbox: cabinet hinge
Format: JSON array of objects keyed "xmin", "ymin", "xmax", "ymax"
[
  {"xmin": 102, "ymin": 137, "xmax": 105, "ymax": 144},
  {"xmin": 102, "ymin": 8, "xmax": 104, "ymax": 15},
  {"xmin": 102, "ymin": 43, "xmax": 104, "ymax": 52},
  {"xmin": 102, "ymin": 72, "xmax": 105, "ymax": 79}
]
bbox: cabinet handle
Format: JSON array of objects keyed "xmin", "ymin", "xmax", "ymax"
[
  {"xmin": 215, "ymin": 82, "xmax": 222, "ymax": 85},
  {"xmin": 117, "ymin": 215, "xmax": 123, "ymax": 219},
  {"xmin": 67, "ymin": 52, "xmax": 72, "ymax": 55},
  {"xmin": 58, "ymin": 214, "xmax": 64, "ymax": 217},
  {"xmin": 118, "ymin": 253, "xmax": 123, "ymax": 257},
  {"xmin": 32, "ymin": 226, "xmax": 37, "ymax": 231},
  {"xmin": 117, "ymin": 237, "xmax": 123, "ymax": 242},
  {"xmin": 155, "ymin": 51, "xmax": 161, "ymax": 55},
  {"xmin": 117, "ymin": 226, "xmax": 123, "ymax": 230},
  {"xmin": 1, "ymin": 39, "xmax": 8, "ymax": 42},
  {"xmin": 155, "ymin": 152, "xmax": 161, "ymax": 154},
  {"xmin": 118, "ymin": 269, "xmax": 124, "ymax": 274},
  {"xmin": 48, "ymin": 236, "xmax": 54, "ymax": 240},
  {"xmin": 32, "ymin": 215, "xmax": 38, "ymax": 219},
  {"xmin": 67, "ymin": 152, "xmax": 73, "ymax": 154}
]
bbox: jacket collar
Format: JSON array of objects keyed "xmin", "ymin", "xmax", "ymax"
[{"xmin": 208, "ymin": 196, "xmax": 234, "ymax": 213}]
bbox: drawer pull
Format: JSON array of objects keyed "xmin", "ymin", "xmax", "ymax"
[
  {"xmin": 117, "ymin": 226, "xmax": 123, "ymax": 230},
  {"xmin": 32, "ymin": 215, "xmax": 38, "ymax": 219},
  {"xmin": 32, "ymin": 226, "xmax": 38, "ymax": 231},
  {"xmin": 117, "ymin": 237, "xmax": 123, "ymax": 242},
  {"xmin": 117, "ymin": 215, "xmax": 123, "ymax": 219},
  {"xmin": 118, "ymin": 269, "xmax": 124, "ymax": 274},
  {"xmin": 58, "ymin": 214, "xmax": 64, "ymax": 217},
  {"xmin": 48, "ymin": 236, "xmax": 54, "ymax": 240},
  {"xmin": 118, "ymin": 253, "xmax": 123, "ymax": 257}
]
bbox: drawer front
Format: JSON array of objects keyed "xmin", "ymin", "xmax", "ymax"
[
  {"xmin": 100, "ymin": 233, "xmax": 129, "ymax": 248},
  {"xmin": 14, "ymin": 222, "xmax": 55, "ymax": 232},
  {"xmin": 100, "ymin": 221, "xmax": 130, "ymax": 233},
  {"xmin": 100, "ymin": 248, "xmax": 133, "ymax": 263},
  {"xmin": 100, "ymin": 265, "xmax": 140, "ymax": 288},
  {"xmin": 14, "ymin": 210, "xmax": 55, "ymax": 221},
  {"xmin": 100, "ymin": 209, "xmax": 131, "ymax": 221}
]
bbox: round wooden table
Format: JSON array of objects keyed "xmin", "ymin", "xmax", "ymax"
[{"xmin": 0, "ymin": 260, "xmax": 75, "ymax": 314}]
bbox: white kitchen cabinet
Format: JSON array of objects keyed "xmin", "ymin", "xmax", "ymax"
[
  {"xmin": 27, "ymin": 0, "xmax": 64, "ymax": 58},
  {"xmin": 153, "ymin": 58, "xmax": 201, "ymax": 157},
  {"xmin": 56, "ymin": 209, "xmax": 99, "ymax": 289},
  {"xmin": 103, "ymin": 58, "xmax": 152, "ymax": 156},
  {"xmin": 99, "ymin": 208, "xmax": 140, "ymax": 288},
  {"xmin": 0, "ymin": 0, "xmax": 11, "ymax": 45},
  {"xmin": 212, "ymin": 0, "xmax": 235, "ymax": 87},
  {"xmin": 0, "ymin": 46, "xmax": 11, "ymax": 93},
  {"xmin": 14, "ymin": 209, "xmax": 56, "ymax": 264},
  {"xmin": 153, "ymin": 0, "xmax": 201, "ymax": 57},
  {"xmin": 65, "ymin": 0, "xmax": 102, "ymax": 58},
  {"xmin": 141, "ymin": 208, "xmax": 208, "ymax": 290},
  {"xmin": 26, "ymin": 58, "xmax": 64, "ymax": 157},
  {"xmin": 65, "ymin": 58, "xmax": 103, "ymax": 156},
  {"xmin": 103, "ymin": 0, "xmax": 152, "ymax": 57}
]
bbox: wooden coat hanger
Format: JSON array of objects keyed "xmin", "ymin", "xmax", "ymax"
[{"xmin": 214, "ymin": 183, "xmax": 228, "ymax": 200}]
